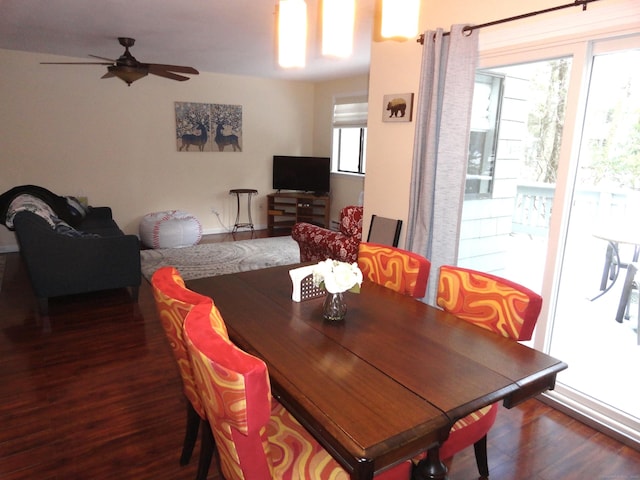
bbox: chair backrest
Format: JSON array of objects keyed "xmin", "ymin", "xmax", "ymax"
[
  {"xmin": 436, "ymin": 265, "xmax": 542, "ymax": 341},
  {"xmin": 367, "ymin": 215, "xmax": 402, "ymax": 247},
  {"xmin": 339, "ymin": 205, "xmax": 364, "ymax": 239},
  {"xmin": 151, "ymin": 266, "xmax": 230, "ymax": 418},
  {"xmin": 184, "ymin": 302, "xmax": 275, "ymax": 480},
  {"xmin": 358, "ymin": 242, "xmax": 431, "ymax": 298}
]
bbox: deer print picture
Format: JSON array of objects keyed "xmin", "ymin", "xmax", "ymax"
[{"xmin": 175, "ymin": 101, "xmax": 243, "ymax": 152}]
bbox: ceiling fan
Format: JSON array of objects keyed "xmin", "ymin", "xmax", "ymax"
[{"xmin": 41, "ymin": 37, "xmax": 199, "ymax": 86}]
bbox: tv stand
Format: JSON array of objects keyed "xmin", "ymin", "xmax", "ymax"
[{"xmin": 267, "ymin": 192, "xmax": 330, "ymax": 233}]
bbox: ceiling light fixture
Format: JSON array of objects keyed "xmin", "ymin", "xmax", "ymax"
[
  {"xmin": 322, "ymin": 0, "xmax": 355, "ymax": 58},
  {"xmin": 107, "ymin": 65, "xmax": 149, "ymax": 86},
  {"xmin": 278, "ymin": 0, "xmax": 307, "ymax": 68},
  {"xmin": 380, "ymin": 0, "xmax": 420, "ymax": 40}
]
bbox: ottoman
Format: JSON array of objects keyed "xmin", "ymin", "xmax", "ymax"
[{"xmin": 139, "ymin": 210, "xmax": 202, "ymax": 249}]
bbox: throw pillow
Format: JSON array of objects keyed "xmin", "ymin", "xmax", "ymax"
[{"xmin": 65, "ymin": 196, "xmax": 90, "ymax": 222}]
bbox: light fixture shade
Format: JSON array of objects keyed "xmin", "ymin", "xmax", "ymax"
[
  {"xmin": 381, "ymin": 0, "xmax": 420, "ymax": 40},
  {"xmin": 278, "ymin": 0, "xmax": 307, "ymax": 68},
  {"xmin": 108, "ymin": 65, "xmax": 149, "ymax": 86},
  {"xmin": 322, "ymin": 0, "xmax": 355, "ymax": 58}
]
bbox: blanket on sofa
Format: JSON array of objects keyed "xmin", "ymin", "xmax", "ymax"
[{"xmin": 0, "ymin": 185, "xmax": 87, "ymax": 230}]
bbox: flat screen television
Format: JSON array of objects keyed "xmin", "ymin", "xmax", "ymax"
[{"xmin": 272, "ymin": 155, "xmax": 331, "ymax": 194}]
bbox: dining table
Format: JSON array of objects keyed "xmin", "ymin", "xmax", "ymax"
[{"xmin": 187, "ymin": 264, "xmax": 567, "ymax": 480}]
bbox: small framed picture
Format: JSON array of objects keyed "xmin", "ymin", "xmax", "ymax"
[{"xmin": 382, "ymin": 93, "xmax": 414, "ymax": 122}]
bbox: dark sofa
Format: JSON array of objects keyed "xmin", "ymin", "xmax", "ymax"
[{"xmin": 1, "ymin": 185, "xmax": 141, "ymax": 315}]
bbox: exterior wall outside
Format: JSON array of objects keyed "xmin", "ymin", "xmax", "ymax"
[{"xmin": 458, "ymin": 72, "xmax": 528, "ymax": 275}]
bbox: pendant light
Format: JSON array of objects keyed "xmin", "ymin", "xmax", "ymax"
[
  {"xmin": 380, "ymin": 0, "xmax": 420, "ymax": 40},
  {"xmin": 322, "ymin": 0, "xmax": 355, "ymax": 58},
  {"xmin": 278, "ymin": 0, "xmax": 307, "ymax": 68}
]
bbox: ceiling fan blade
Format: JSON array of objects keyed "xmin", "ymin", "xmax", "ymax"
[
  {"xmin": 148, "ymin": 69, "xmax": 191, "ymax": 82},
  {"xmin": 89, "ymin": 54, "xmax": 116, "ymax": 62},
  {"xmin": 147, "ymin": 63, "xmax": 199, "ymax": 75},
  {"xmin": 101, "ymin": 71, "xmax": 116, "ymax": 79},
  {"xmin": 41, "ymin": 61, "xmax": 113, "ymax": 65}
]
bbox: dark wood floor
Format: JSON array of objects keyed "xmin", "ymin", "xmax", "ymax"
[{"xmin": 1, "ymin": 230, "xmax": 639, "ymax": 480}]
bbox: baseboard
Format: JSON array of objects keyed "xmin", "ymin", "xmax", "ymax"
[
  {"xmin": 0, "ymin": 244, "xmax": 19, "ymax": 253},
  {"xmin": 202, "ymin": 223, "xmax": 268, "ymax": 235}
]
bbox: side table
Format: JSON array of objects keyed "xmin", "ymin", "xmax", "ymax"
[{"xmin": 229, "ymin": 189, "xmax": 258, "ymax": 233}]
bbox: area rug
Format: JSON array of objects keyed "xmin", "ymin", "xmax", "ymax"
[{"xmin": 140, "ymin": 235, "xmax": 300, "ymax": 282}]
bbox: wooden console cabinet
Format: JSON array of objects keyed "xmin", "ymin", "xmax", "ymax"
[{"xmin": 267, "ymin": 192, "xmax": 330, "ymax": 232}]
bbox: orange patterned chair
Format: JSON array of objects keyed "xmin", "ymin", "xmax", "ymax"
[
  {"xmin": 183, "ymin": 302, "xmax": 412, "ymax": 480},
  {"xmin": 292, "ymin": 205, "xmax": 363, "ymax": 263},
  {"xmin": 151, "ymin": 266, "xmax": 230, "ymax": 480},
  {"xmin": 357, "ymin": 242, "xmax": 431, "ymax": 298},
  {"xmin": 415, "ymin": 265, "xmax": 543, "ymax": 479}
]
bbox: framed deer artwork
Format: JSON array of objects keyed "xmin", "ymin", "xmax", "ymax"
[{"xmin": 175, "ymin": 102, "xmax": 243, "ymax": 152}]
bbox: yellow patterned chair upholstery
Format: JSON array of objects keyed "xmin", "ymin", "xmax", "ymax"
[
  {"xmin": 183, "ymin": 302, "xmax": 412, "ymax": 480},
  {"xmin": 417, "ymin": 265, "xmax": 543, "ymax": 478},
  {"xmin": 151, "ymin": 266, "xmax": 229, "ymax": 480},
  {"xmin": 358, "ymin": 242, "xmax": 431, "ymax": 298}
]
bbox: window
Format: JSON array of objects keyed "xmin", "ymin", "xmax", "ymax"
[
  {"xmin": 332, "ymin": 100, "xmax": 368, "ymax": 174},
  {"xmin": 465, "ymin": 73, "xmax": 504, "ymax": 198}
]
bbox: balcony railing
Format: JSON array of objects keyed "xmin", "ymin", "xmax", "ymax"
[{"xmin": 513, "ymin": 183, "xmax": 636, "ymax": 236}]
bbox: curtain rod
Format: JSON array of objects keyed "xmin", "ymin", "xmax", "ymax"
[{"xmin": 417, "ymin": 0, "xmax": 600, "ymax": 44}]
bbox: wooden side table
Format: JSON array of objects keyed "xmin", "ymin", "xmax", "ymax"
[{"xmin": 229, "ymin": 189, "xmax": 258, "ymax": 232}]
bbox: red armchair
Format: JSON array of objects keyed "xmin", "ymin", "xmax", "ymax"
[{"xmin": 292, "ymin": 205, "xmax": 363, "ymax": 263}]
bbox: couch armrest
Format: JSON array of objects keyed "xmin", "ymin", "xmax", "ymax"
[
  {"xmin": 86, "ymin": 206, "xmax": 113, "ymax": 220},
  {"xmin": 292, "ymin": 222, "xmax": 360, "ymax": 263}
]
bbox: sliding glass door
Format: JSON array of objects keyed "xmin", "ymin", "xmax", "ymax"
[
  {"xmin": 548, "ymin": 38, "xmax": 640, "ymax": 437},
  {"xmin": 459, "ymin": 33, "xmax": 640, "ymax": 443}
]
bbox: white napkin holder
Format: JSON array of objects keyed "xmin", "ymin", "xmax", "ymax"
[{"xmin": 289, "ymin": 265, "xmax": 325, "ymax": 302}]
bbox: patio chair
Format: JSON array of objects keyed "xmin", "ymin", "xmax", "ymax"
[
  {"xmin": 183, "ymin": 302, "xmax": 412, "ymax": 480},
  {"xmin": 414, "ymin": 265, "xmax": 543, "ymax": 479},
  {"xmin": 616, "ymin": 262, "xmax": 640, "ymax": 345}
]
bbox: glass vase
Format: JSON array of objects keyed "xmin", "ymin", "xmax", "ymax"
[{"xmin": 323, "ymin": 291, "xmax": 347, "ymax": 322}]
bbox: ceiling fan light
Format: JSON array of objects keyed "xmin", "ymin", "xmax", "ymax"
[
  {"xmin": 322, "ymin": 0, "xmax": 355, "ymax": 58},
  {"xmin": 109, "ymin": 65, "xmax": 149, "ymax": 86},
  {"xmin": 381, "ymin": 0, "xmax": 420, "ymax": 40},
  {"xmin": 278, "ymin": 0, "xmax": 307, "ymax": 68}
]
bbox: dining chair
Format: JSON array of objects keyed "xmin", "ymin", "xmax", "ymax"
[
  {"xmin": 151, "ymin": 266, "xmax": 230, "ymax": 480},
  {"xmin": 367, "ymin": 214, "xmax": 403, "ymax": 247},
  {"xmin": 183, "ymin": 302, "xmax": 413, "ymax": 480},
  {"xmin": 421, "ymin": 265, "xmax": 543, "ymax": 478},
  {"xmin": 358, "ymin": 242, "xmax": 430, "ymax": 298}
]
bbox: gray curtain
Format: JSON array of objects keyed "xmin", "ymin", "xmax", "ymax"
[{"xmin": 405, "ymin": 25, "xmax": 479, "ymax": 304}]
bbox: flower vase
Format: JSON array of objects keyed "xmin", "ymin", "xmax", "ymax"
[{"xmin": 323, "ymin": 292, "xmax": 347, "ymax": 322}]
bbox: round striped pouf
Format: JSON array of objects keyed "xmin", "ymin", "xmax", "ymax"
[{"xmin": 139, "ymin": 210, "xmax": 202, "ymax": 249}]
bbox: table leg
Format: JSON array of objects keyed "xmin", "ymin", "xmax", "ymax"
[
  {"xmin": 232, "ymin": 192, "xmax": 241, "ymax": 233},
  {"xmin": 412, "ymin": 447, "xmax": 448, "ymax": 480},
  {"xmin": 600, "ymin": 243, "xmax": 614, "ymax": 291},
  {"xmin": 246, "ymin": 192, "xmax": 254, "ymax": 230}
]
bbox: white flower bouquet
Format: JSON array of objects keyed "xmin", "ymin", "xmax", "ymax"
[{"xmin": 312, "ymin": 259, "xmax": 363, "ymax": 294}]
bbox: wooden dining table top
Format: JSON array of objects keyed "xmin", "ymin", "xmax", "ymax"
[{"xmin": 187, "ymin": 264, "xmax": 567, "ymax": 480}]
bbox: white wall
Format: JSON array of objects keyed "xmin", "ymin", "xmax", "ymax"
[{"xmin": 0, "ymin": 48, "xmax": 366, "ymax": 250}]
